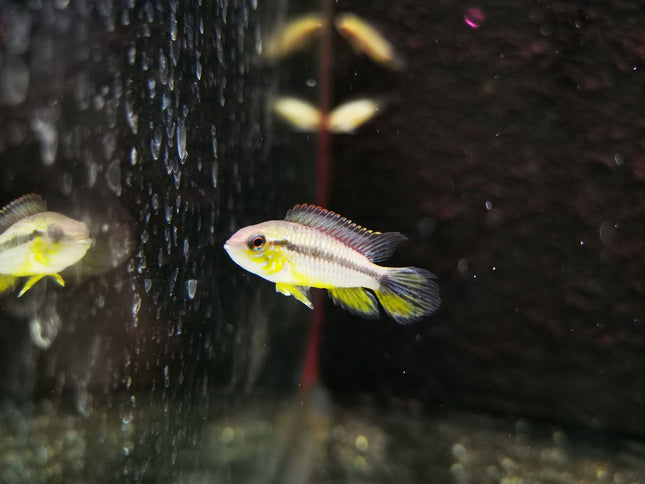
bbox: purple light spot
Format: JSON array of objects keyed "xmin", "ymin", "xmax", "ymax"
[{"xmin": 464, "ymin": 7, "xmax": 485, "ymax": 29}]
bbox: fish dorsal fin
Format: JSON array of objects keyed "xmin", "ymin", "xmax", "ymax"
[
  {"xmin": 284, "ymin": 204, "xmax": 407, "ymax": 263},
  {"xmin": 0, "ymin": 194, "xmax": 47, "ymax": 234}
]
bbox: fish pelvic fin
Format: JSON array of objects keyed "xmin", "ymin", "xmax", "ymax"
[
  {"xmin": 276, "ymin": 283, "xmax": 313, "ymax": 309},
  {"xmin": 328, "ymin": 287, "xmax": 379, "ymax": 319},
  {"xmin": 375, "ymin": 267, "xmax": 440, "ymax": 324},
  {"xmin": 17, "ymin": 273, "xmax": 65, "ymax": 297}
]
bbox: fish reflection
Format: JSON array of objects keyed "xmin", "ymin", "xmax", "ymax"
[
  {"xmin": 334, "ymin": 13, "xmax": 404, "ymax": 70},
  {"xmin": 224, "ymin": 204, "xmax": 440, "ymax": 324},
  {"xmin": 0, "ymin": 194, "xmax": 92, "ymax": 296},
  {"xmin": 264, "ymin": 13, "xmax": 322, "ymax": 61},
  {"xmin": 272, "ymin": 97, "xmax": 381, "ymax": 134}
]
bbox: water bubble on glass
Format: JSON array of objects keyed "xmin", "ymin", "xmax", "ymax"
[
  {"xmin": 132, "ymin": 292, "xmax": 141, "ymax": 317},
  {"xmin": 29, "ymin": 307, "xmax": 62, "ymax": 349},
  {"xmin": 163, "ymin": 365, "xmax": 170, "ymax": 387},
  {"xmin": 211, "ymin": 161, "xmax": 218, "ymax": 188},
  {"xmin": 31, "ymin": 116, "xmax": 58, "ymax": 166},
  {"xmin": 124, "ymin": 96, "xmax": 138, "ymax": 134},
  {"xmin": 186, "ymin": 279, "xmax": 197, "ymax": 300},
  {"xmin": 177, "ymin": 118, "xmax": 187, "ymax": 161},
  {"xmin": 151, "ymin": 127, "xmax": 162, "ymax": 160},
  {"xmin": 0, "ymin": 57, "xmax": 30, "ymax": 106},
  {"xmin": 105, "ymin": 159, "xmax": 121, "ymax": 195},
  {"xmin": 183, "ymin": 238, "xmax": 190, "ymax": 261}
]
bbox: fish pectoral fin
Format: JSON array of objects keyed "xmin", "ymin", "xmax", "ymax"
[
  {"xmin": 276, "ymin": 283, "xmax": 313, "ymax": 309},
  {"xmin": 328, "ymin": 287, "xmax": 379, "ymax": 318},
  {"xmin": 0, "ymin": 275, "xmax": 18, "ymax": 294},
  {"xmin": 18, "ymin": 275, "xmax": 46, "ymax": 297}
]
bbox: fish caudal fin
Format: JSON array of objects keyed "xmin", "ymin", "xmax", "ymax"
[
  {"xmin": 328, "ymin": 287, "xmax": 379, "ymax": 319},
  {"xmin": 375, "ymin": 267, "xmax": 440, "ymax": 324}
]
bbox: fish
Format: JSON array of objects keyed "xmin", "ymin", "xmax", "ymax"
[
  {"xmin": 272, "ymin": 97, "xmax": 381, "ymax": 134},
  {"xmin": 0, "ymin": 194, "xmax": 92, "ymax": 296},
  {"xmin": 334, "ymin": 13, "xmax": 404, "ymax": 71},
  {"xmin": 263, "ymin": 13, "xmax": 322, "ymax": 61},
  {"xmin": 224, "ymin": 204, "xmax": 440, "ymax": 324}
]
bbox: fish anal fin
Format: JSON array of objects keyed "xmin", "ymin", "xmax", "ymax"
[
  {"xmin": 328, "ymin": 287, "xmax": 379, "ymax": 319},
  {"xmin": 276, "ymin": 283, "xmax": 313, "ymax": 309},
  {"xmin": 0, "ymin": 275, "xmax": 18, "ymax": 294},
  {"xmin": 285, "ymin": 204, "xmax": 407, "ymax": 263}
]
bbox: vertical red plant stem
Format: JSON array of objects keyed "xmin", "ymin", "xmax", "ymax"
[{"xmin": 301, "ymin": 0, "xmax": 333, "ymax": 391}]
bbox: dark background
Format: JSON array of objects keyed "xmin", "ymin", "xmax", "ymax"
[{"xmin": 0, "ymin": 0, "xmax": 644, "ymax": 481}]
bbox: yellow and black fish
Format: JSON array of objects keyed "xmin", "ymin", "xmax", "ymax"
[
  {"xmin": 224, "ymin": 204, "xmax": 439, "ymax": 324},
  {"xmin": 0, "ymin": 194, "xmax": 92, "ymax": 296}
]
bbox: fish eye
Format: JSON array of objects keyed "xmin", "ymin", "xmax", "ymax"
[
  {"xmin": 248, "ymin": 234, "xmax": 266, "ymax": 251},
  {"xmin": 47, "ymin": 224, "xmax": 65, "ymax": 243}
]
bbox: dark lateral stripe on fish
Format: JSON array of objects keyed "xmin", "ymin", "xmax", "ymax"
[
  {"xmin": 0, "ymin": 232, "xmax": 37, "ymax": 251},
  {"xmin": 284, "ymin": 241, "xmax": 381, "ymax": 280}
]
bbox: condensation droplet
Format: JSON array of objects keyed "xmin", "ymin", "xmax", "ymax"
[
  {"xmin": 183, "ymin": 238, "xmax": 190, "ymax": 261},
  {"xmin": 29, "ymin": 306, "xmax": 62, "ymax": 349},
  {"xmin": 31, "ymin": 116, "xmax": 58, "ymax": 166},
  {"xmin": 177, "ymin": 118, "xmax": 187, "ymax": 161},
  {"xmin": 186, "ymin": 279, "xmax": 197, "ymax": 300},
  {"xmin": 0, "ymin": 57, "xmax": 30, "ymax": 106},
  {"xmin": 151, "ymin": 127, "xmax": 162, "ymax": 160},
  {"xmin": 211, "ymin": 161, "xmax": 218, "ymax": 188},
  {"xmin": 163, "ymin": 365, "xmax": 170, "ymax": 387},
  {"xmin": 105, "ymin": 160, "xmax": 121, "ymax": 195},
  {"xmin": 130, "ymin": 147, "xmax": 138, "ymax": 166},
  {"xmin": 132, "ymin": 293, "xmax": 141, "ymax": 317}
]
